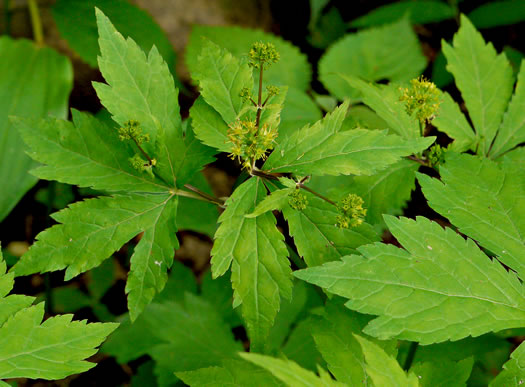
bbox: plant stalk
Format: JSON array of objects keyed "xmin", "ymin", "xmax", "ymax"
[
  {"xmin": 28, "ymin": 0, "xmax": 43, "ymax": 46},
  {"xmin": 297, "ymin": 182, "xmax": 337, "ymax": 206},
  {"xmin": 175, "ymin": 186, "xmax": 225, "ymax": 208}
]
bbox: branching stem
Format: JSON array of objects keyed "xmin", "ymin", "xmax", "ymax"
[{"xmin": 174, "ymin": 186, "xmax": 226, "ymax": 208}]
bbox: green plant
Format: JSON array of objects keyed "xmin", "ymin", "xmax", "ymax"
[{"xmin": 3, "ymin": 6, "xmax": 525, "ymax": 386}]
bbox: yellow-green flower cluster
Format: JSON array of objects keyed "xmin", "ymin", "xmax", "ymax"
[
  {"xmin": 266, "ymin": 85, "xmax": 280, "ymax": 97},
  {"xmin": 227, "ymin": 119, "xmax": 278, "ymax": 169},
  {"xmin": 336, "ymin": 194, "xmax": 366, "ymax": 229},
  {"xmin": 288, "ymin": 189, "xmax": 308, "ymax": 210},
  {"xmin": 129, "ymin": 154, "xmax": 154, "ymax": 177},
  {"xmin": 248, "ymin": 42, "xmax": 280, "ymax": 69},
  {"xmin": 399, "ymin": 77, "xmax": 441, "ymax": 126},
  {"xmin": 118, "ymin": 120, "xmax": 149, "ymax": 144},
  {"xmin": 427, "ymin": 144, "xmax": 446, "ymax": 167}
]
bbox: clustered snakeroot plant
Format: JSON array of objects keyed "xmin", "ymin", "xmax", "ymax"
[{"xmin": 3, "ymin": 6, "xmax": 525, "ymax": 386}]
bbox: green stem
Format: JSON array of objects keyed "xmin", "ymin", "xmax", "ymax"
[
  {"xmin": 132, "ymin": 137, "xmax": 155, "ymax": 165},
  {"xmin": 175, "ymin": 187, "xmax": 225, "ymax": 208},
  {"xmin": 403, "ymin": 342, "xmax": 418, "ymax": 371},
  {"xmin": 297, "ymin": 182, "xmax": 337, "ymax": 206},
  {"xmin": 255, "ymin": 65, "xmax": 264, "ymax": 128},
  {"xmin": 28, "ymin": 0, "xmax": 43, "ymax": 46}
]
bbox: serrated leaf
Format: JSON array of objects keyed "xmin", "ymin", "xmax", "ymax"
[
  {"xmin": 177, "ymin": 359, "xmax": 284, "ymax": 387},
  {"xmin": 12, "ymin": 110, "xmax": 167, "ymax": 193},
  {"xmin": 410, "ymin": 358, "xmax": 474, "ymax": 387},
  {"xmin": 93, "ymin": 8, "xmax": 183, "ymax": 186},
  {"xmin": 211, "ymin": 178, "xmax": 292, "ymax": 351},
  {"xmin": 186, "ymin": 25, "xmax": 311, "ymax": 91},
  {"xmin": 0, "ymin": 36, "xmax": 72, "ymax": 221},
  {"xmin": 264, "ymin": 102, "xmax": 434, "ymax": 176},
  {"xmin": 340, "ymin": 77, "xmax": 420, "ymax": 138},
  {"xmin": 442, "ymin": 15, "xmax": 514, "ymax": 155},
  {"xmin": 240, "ymin": 353, "xmax": 345, "ymax": 387},
  {"xmin": 125, "ymin": 195, "xmax": 179, "ymax": 320},
  {"xmin": 418, "ymin": 153, "xmax": 525, "ymax": 281},
  {"xmin": 190, "ymin": 96, "xmax": 232, "ymax": 152},
  {"xmin": 283, "ymin": 190, "xmax": 379, "ymax": 267},
  {"xmin": 192, "ymin": 39, "xmax": 253, "ymax": 124},
  {"xmin": 52, "ymin": 0, "xmax": 176, "ymax": 70},
  {"xmin": 349, "ymin": 1, "xmax": 455, "ymax": 27},
  {"xmin": 12, "ymin": 193, "xmax": 178, "ymax": 321},
  {"xmin": 295, "ymin": 216, "xmax": 525, "ymax": 344},
  {"xmin": 0, "ymin": 303, "xmax": 117, "ymax": 380},
  {"xmin": 311, "ymin": 302, "xmax": 397, "ymax": 386},
  {"xmin": 432, "ymin": 91, "xmax": 476, "ymax": 152},
  {"xmin": 355, "ymin": 335, "xmax": 418, "ymax": 387},
  {"xmin": 0, "ymin": 251, "xmax": 33, "ymax": 327},
  {"xmin": 490, "ymin": 341, "xmax": 525, "ymax": 386},
  {"xmin": 246, "ymin": 187, "xmax": 294, "ymax": 218},
  {"xmin": 490, "ymin": 61, "xmax": 525, "ymax": 158},
  {"xmin": 320, "ymin": 18, "xmax": 426, "ymax": 100}
]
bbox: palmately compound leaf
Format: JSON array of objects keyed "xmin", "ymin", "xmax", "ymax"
[
  {"xmin": 211, "ymin": 178, "xmax": 292, "ymax": 352},
  {"xmin": 0, "ymin": 36, "xmax": 72, "ymax": 222},
  {"xmin": 0, "ymin": 249, "xmax": 117, "ymax": 381},
  {"xmin": 264, "ymin": 101, "xmax": 434, "ymax": 176},
  {"xmin": 295, "ymin": 216, "xmax": 525, "ymax": 345},
  {"xmin": 283, "ymin": 190, "xmax": 379, "ymax": 268},
  {"xmin": 246, "ymin": 186, "xmax": 294, "ymax": 218},
  {"xmin": 11, "ymin": 110, "xmax": 167, "ymax": 193},
  {"xmin": 12, "ymin": 193, "xmax": 178, "ymax": 321},
  {"xmin": 320, "ymin": 17, "xmax": 426, "ymax": 101},
  {"xmin": 240, "ymin": 353, "xmax": 346, "ymax": 387},
  {"xmin": 490, "ymin": 341, "xmax": 525, "ymax": 386},
  {"xmin": 442, "ymin": 15, "xmax": 514, "ymax": 155},
  {"xmin": 93, "ymin": 8, "xmax": 209, "ymax": 189},
  {"xmin": 418, "ymin": 153, "xmax": 525, "ymax": 281},
  {"xmin": 354, "ymin": 335, "xmax": 419, "ymax": 387},
  {"xmin": 93, "ymin": 8, "xmax": 180, "ymax": 146},
  {"xmin": 489, "ymin": 61, "xmax": 525, "ymax": 159}
]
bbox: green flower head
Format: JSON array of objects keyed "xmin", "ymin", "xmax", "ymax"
[
  {"xmin": 248, "ymin": 42, "xmax": 280, "ymax": 69},
  {"xmin": 399, "ymin": 76, "xmax": 441, "ymax": 126},
  {"xmin": 336, "ymin": 194, "xmax": 366, "ymax": 229},
  {"xmin": 288, "ymin": 188, "xmax": 308, "ymax": 211}
]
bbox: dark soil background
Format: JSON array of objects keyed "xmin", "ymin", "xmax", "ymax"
[{"xmin": 1, "ymin": 0, "xmax": 524, "ymax": 385}]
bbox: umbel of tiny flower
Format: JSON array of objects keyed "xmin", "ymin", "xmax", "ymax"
[
  {"xmin": 227, "ymin": 119, "xmax": 278, "ymax": 169},
  {"xmin": 427, "ymin": 144, "xmax": 447, "ymax": 168},
  {"xmin": 129, "ymin": 153, "xmax": 155, "ymax": 177},
  {"xmin": 336, "ymin": 194, "xmax": 367, "ymax": 229},
  {"xmin": 266, "ymin": 85, "xmax": 280, "ymax": 97},
  {"xmin": 118, "ymin": 120, "xmax": 150, "ymax": 144},
  {"xmin": 288, "ymin": 188, "xmax": 308, "ymax": 210},
  {"xmin": 399, "ymin": 76, "xmax": 441, "ymax": 126},
  {"xmin": 248, "ymin": 41, "xmax": 280, "ymax": 69}
]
